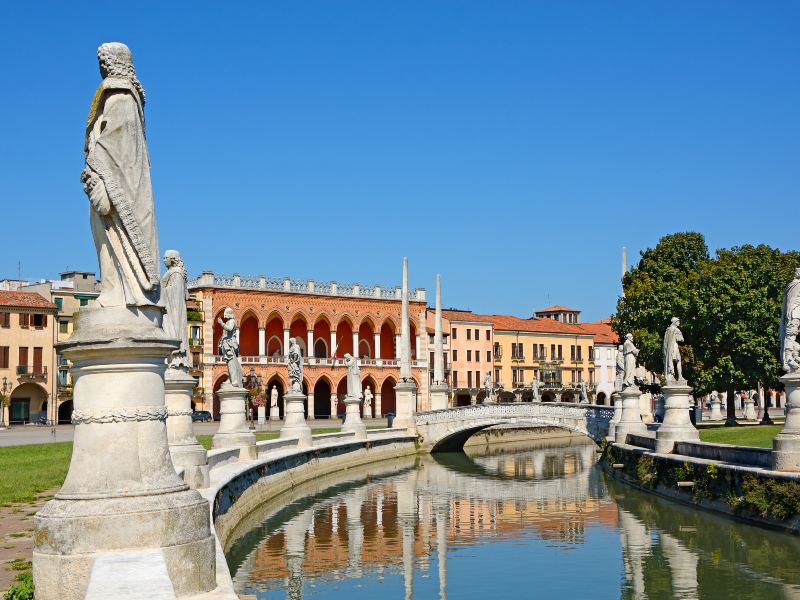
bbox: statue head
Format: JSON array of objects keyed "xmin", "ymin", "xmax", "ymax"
[
  {"xmin": 97, "ymin": 42, "xmax": 145, "ymax": 104},
  {"xmin": 223, "ymin": 307, "xmax": 234, "ymax": 320},
  {"xmin": 625, "ymin": 333, "xmax": 633, "ymax": 341},
  {"xmin": 618, "ymin": 344, "xmax": 624, "ymax": 351},
  {"xmin": 671, "ymin": 317, "xmax": 680, "ymax": 326}
]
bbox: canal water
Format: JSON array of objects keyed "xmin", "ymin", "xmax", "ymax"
[{"xmin": 225, "ymin": 438, "xmax": 800, "ymax": 599}]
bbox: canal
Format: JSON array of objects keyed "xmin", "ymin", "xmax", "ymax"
[{"xmin": 224, "ymin": 437, "xmax": 800, "ymax": 599}]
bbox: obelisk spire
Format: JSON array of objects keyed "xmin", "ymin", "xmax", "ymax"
[
  {"xmin": 433, "ymin": 274, "xmax": 444, "ymax": 384},
  {"xmin": 400, "ymin": 257, "xmax": 411, "ymax": 381}
]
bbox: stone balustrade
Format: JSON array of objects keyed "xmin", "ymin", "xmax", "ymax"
[{"xmin": 215, "ymin": 355, "xmax": 427, "ymax": 368}]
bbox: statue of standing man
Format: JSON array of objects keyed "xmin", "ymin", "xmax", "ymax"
[
  {"xmin": 780, "ymin": 268, "xmax": 800, "ymax": 373},
  {"xmin": 614, "ymin": 344, "xmax": 624, "ymax": 392},
  {"xmin": 484, "ymin": 371, "xmax": 492, "ymax": 403},
  {"xmin": 663, "ymin": 317, "xmax": 685, "ymax": 383},
  {"xmin": 344, "ymin": 353, "xmax": 362, "ymax": 401},
  {"xmin": 161, "ymin": 250, "xmax": 190, "ymax": 370},
  {"xmin": 217, "ymin": 308, "xmax": 243, "ymax": 388},
  {"xmin": 81, "ymin": 43, "xmax": 160, "ymax": 310},
  {"xmin": 287, "ymin": 337, "xmax": 303, "ymax": 392},
  {"xmin": 623, "ymin": 334, "xmax": 639, "ymax": 388}
]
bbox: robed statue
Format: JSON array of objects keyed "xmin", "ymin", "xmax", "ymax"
[
  {"xmin": 780, "ymin": 268, "xmax": 800, "ymax": 373},
  {"xmin": 623, "ymin": 334, "xmax": 639, "ymax": 388},
  {"xmin": 531, "ymin": 378, "xmax": 539, "ymax": 401},
  {"xmin": 217, "ymin": 308, "xmax": 243, "ymax": 388},
  {"xmin": 578, "ymin": 380, "xmax": 588, "ymax": 403},
  {"xmin": 343, "ymin": 353, "xmax": 363, "ymax": 401},
  {"xmin": 81, "ymin": 43, "xmax": 160, "ymax": 309},
  {"xmin": 663, "ymin": 317, "xmax": 685, "ymax": 383},
  {"xmin": 614, "ymin": 345, "xmax": 624, "ymax": 393},
  {"xmin": 288, "ymin": 338, "xmax": 303, "ymax": 392},
  {"xmin": 484, "ymin": 371, "xmax": 492, "ymax": 402},
  {"xmin": 161, "ymin": 250, "xmax": 190, "ymax": 370}
]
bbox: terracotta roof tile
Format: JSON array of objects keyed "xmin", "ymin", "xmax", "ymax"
[
  {"xmin": 0, "ymin": 291, "xmax": 58, "ymax": 310},
  {"xmin": 580, "ymin": 319, "xmax": 619, "ymax": 344},
  {"xmin": 441, "ymin": 310, "xmax": 495, "ymax": 324},
  {"xmin": 489, "ymin": 314, "xmax": 589, "ymax": 335},
  {"xmin": 536, "ymin": 305, "xmax": 581, "ymax": 313}
]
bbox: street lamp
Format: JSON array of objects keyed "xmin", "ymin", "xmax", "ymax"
[{"xmin": 0, "ymin": 377, "xmax": 12, "ymax": 430}]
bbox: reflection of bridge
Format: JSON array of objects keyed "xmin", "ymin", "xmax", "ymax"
[{"xmin": 415, "ymin": 402, "xmax": 614, "ymax": 451}]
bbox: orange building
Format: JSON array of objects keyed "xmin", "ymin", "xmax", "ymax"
[{"xmin": 190, "ymin": 272, "xmax": 429, "ymax": 419}]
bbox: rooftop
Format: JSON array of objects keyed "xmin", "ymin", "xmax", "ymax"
[
  {"xmin": 535, "ymin": 305, "xmax": 581, "ymax": 313},
  {"xmin": 0, "ymin": 291, "xmax": 58, "ymax": 311},
  {"xmin": 579, "ymin": 318, "xmax": 618, "ymax": 345},
  {"xmin": 442, "ymin": 309, "xmax": 589, "ymax": 335}
]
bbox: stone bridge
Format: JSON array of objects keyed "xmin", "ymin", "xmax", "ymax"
[{"xmin": 414, "ymin": 402, "xmax": 614, "ymax": 452}]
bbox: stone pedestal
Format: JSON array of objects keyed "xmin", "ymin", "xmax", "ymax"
[
  {"xmin": 341, "ymin": 395, "xmax": 367, "ymax": 439},
  {"xmin": 212, "ymin": 386, "xmax": 257, "ymax": 460},
  {"xmin": 614, "ymin": 385, "xmax": 647, "ymax": 443},
  {"xmin": 33, "ymin": 307, "xmax": 215, "ymax": 599},
  {"xmin": 165, "ymin": 370, "xmax": 210, "ymax": 489},
  {"xmin": 429, "ymin": 383, "xmax": 449, "ymax": 411},
  {"xmin": 280, "ymin": 391, "xmax": 312, "ymax": 447},
  {"xmin": 743, "ymin": 395, "xmax": 757, "ymax": 420},
  {"xmin": 606, "ymin": 391, "xmax": 622, "ymax": 441},
  {"xmin": 257, "ymin": 405, "xmax": 266, "ymax": 425},
  {"xmin": 773, "ymin": 374, "xmax": 800, "ymax": 471},
  {"xmin": 653, "ymin": 395, "xmax": 665, "ymax": 422},
  {"xmin": 709, "ymin": 396, "xmax": 723, "ymax": 420},
  {"xmin": 655, "ymin": 382, "xmax": 699, "ymax": 454},
  {"xmin": 393, "ymin": 380, "xmax": 417, "ymax": 431},
  {"xmin": 270, "ymin": 403, "xmax": 280, "ymax": 421}
]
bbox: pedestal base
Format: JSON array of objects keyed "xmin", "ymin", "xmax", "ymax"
[
  {"xmin": 773, "ymin": 373, "xmax": 800, "ymax": 471},
  {"xmin": 341, "ymin": 395, "xmax": 367, "ymax": 440},
  {"xmin": 281, "ymin": 391, "xmax": 312, "ymax": 447},
  {"xmin": 709, "ymin": 400, "xmax": 723, "ymax": 420},
  {"xmin": 743, "ymin": 399, "xmax": 757, "ymax": 420},
  {"xmin": 165, "ymin": 370, "xmax": 210, "ymax": 488},
  {"xmin": 655, "ymin": 382, "xmax": 699, "ymax": 454},
  {"xmin": 614, "ymin": 385, "xmax": 647, "ymax": 443},
  {"xmin": 213, "ymin": 386, "xmax": 256, "ymax": 460},
  {"xmin": 606, "ymin": 391, "xmax": 622, "ymax": 441},
  {"xmin": 393, "ymin": 381, "xmax": 417, "ymax": 431},
  {"xmin": 257, "ymin": 405, "xmax": 266, "ymax": 425},
  {"xmin": 429, "ymin": 384, "xmax": 449, "ymax": 411}
]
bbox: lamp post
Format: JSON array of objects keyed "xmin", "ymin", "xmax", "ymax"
[
  {"xmin": 244, "ymin": 367, "xmax": 262, "ymax": 430},
  {"xmin": 0, "ymin": 377, "xmax": 11, "ymax": 430}
]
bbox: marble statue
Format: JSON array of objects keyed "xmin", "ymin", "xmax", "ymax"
[
  {"xmin": 531, "ymin": 378, "xmax": 539, "ymax": 401},
  {"xmin": 578, "ymin": 380, "xmax": 588, "ymax": 403},
  {"xmin": 780, "ymin": 268, "xmax": 800, "ymax": 373},
  {"xmin": 288, "ymin": 337, "xmax": 303, "ymax": 392},
  {"xmin": 217, "ymin": 308, "xmax": 243, "ymax": 388},
  {"xmin": 484, "ymin": 371, "xmax": 492, "ymax": 402},
  {"xmin": 364, "ymin": 385, "xmax": 374, "ymax": 407},
  {"xmin": 663, "ymin": 317, "xmax": 684, "ymax": 383},
  {"xmin": 614, "ymin": 345, "xmax": 624, "ymax": 392},
  {"xmin": 161, "ymin": 250, "xmax": 189, "ymax": 370},
  {"xmin": 344, "ymin": 353, "xmax": 363, "ymax": 401},
  {"xmin": 623, "ymin": 334, "xmax": 639, "ymax": 388},
  {"xmin": 81, "ymin": 43, "xmax": 160, "ymax": 309},
  {"xmin": 270, "ymin": 384, "xmax": 278, "ymax": 409}
]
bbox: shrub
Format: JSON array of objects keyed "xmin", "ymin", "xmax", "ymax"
[{"xmin": 4, "ymin": 572, "xmax": 34, "ymax": 600}]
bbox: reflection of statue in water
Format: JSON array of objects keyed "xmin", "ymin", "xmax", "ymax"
[
  {"xmin": 288, "ymin": 337, "xmax": 303, "ymax": 392},
  {"xmin": 217, "ymin": 308, "xmax": 242, "ymax": 388},
  {"xmin": 663, "ymin": 317, "xmax": 685, "ymax": 383},
  {"xmin": 344, "ymin": 353, "xmax": 363, "ymax": 401},
  {"xmin": 623, "ymin": 334, "xmax": 639, "ymax": 388},
  {"xmin": 81, "ymin": 43, "xmax": 160, "ymax": 309},
  {"xmin": 161, "ymin": 250, "xmax": 190, "ymax": 370},
  {"xmin": 781, "ymin": 268, "xmax": 800, "ymax": 373}
]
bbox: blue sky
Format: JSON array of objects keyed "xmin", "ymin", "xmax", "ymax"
[{"xmin": 1, "ymin": 2, "xmax": 797, "ymax": 321}]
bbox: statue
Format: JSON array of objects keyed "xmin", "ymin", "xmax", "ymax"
[
  {"xmin": 288, "ymin": 337, "xmax": 303, "ymax": 392},
  {"xmin": 623, "ymin": 334, "xmax": 639, "ymax": 388},
  {"xmin": 578, "ymin": 380, "xmax": 588, "ymax": 403},
  {"xmin": 484, "ymin": 371, "xmax": 492, "ymax": 402},
  {"xmin": 614, "ymin": 344, "xmax": 624, "ymax": 392},
  {"xmin": 531, "ymin": 378, "xmax": 539, "ymax": 401},
  {"xmin": 344, "ymin": 353, "xmax": 363, "ymax": 401},
  {"xmin": 81, "ymin": 43, "xmax": 160, "ymax": 309},
  {"xmin": 161, "ymin": 250, "xmax": 189, "ymax": 370},
  {"xmin": 663, "ymin": 317, "xmax": 685, "ymax": 383},
  {"xmin": 270, "ymin": 385, "xmax": 278, "ymax": 409},
  {"xmin": 364, "ymin": 385, "xmax": 374, "ymax": 409},
  {"xmin": 217, "ymin": 308, "xmax": 242, "ymax": 388},
  {"xmin": 780, "ymin": 268, "xmax": 800, "ymax": 373}
]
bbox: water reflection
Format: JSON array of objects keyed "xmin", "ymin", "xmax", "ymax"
[{"xmin": 226, "ymin": 438, "xmax": 800, "ymax": 599}]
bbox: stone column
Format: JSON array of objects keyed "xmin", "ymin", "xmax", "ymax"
[
  {"xmin": 352, "ymin": 331, "xmax": 359, "ymax": 358},
  {"xmin": 165, "ymin": 369, "xmax": 209, "ymax": 489},
  {"xmin": 415, "ymin": 334, "xmax": 421, "ymax": 362},
  {"xmin": 430, "ymin": 274, "xmax": 449, "ymax": 411},
  {"xmin": 374, "ymin": 332, "xmax": 381, "ymax": 360},
  {"xmin": 330, "ymin": 330, "xmax": 337, "ymax": 358},
  {"xmin": 212, "ymin": 386, "xmax": 257, "ymax": 460},
  {"xmin": 470, "ymin": 391, "xmax": 478, "ymax": 405},
  {"xmin": 375, "ymin": 391, "xmax": 382, "ymax": 418},
  {"xmin": 709, "ymin": 393, "xmax": 723, "ymax": 420},
  {"xmin": 283, "ymin": 328, "xmax": 290, "ymax": 357},
  {"xmin": 614, "ymin": 385, "xmax": 647, "ymax": 443},
  {"xmin": 655, "ymin": 382, "xmax": 699, "ymax": 454},
  {"xmin": 743, "ymin": 391, "xmax": 757, "ymax": 420},
  {"xmin": 606, "ymin": 391, "xmax": 623, "ymax": 441},
  {"xmin": 436, "ymin": 507, "xmax": 448, "ymax": 600},
  {"xmin": 330, "ymin": 394, "xmax": 338, "ymax": 419},
  {"xmin": 773, "ymin": 373, "xmax": 800, "ymax": 471},
  {"xmin": 395, "ymin": 334, "xmax": 401, "ymax": 358},
  {"xmin": 306, "ymin": 393, "xmax": 314, "ymax": 420},
  {"xmin": 258, "ymin": 327, "xmax": 265, "ymax": 356},
  {"xmin": 307, "ymin": 330, "xmax": 314, "ymax": 361},
  {"xmin": 33, "ymin": 307, "xmax": 215, "ymax": 599},
  {"xmin": 281, "ymin": 390, "xmax": 312, "ymax": 447},
  {"xmin": 394, "ymin": 257, "xmax": 417, "ymax": 431}
]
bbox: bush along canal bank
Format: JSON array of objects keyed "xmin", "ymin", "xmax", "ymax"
[{"xmin": 602, "ymin": 441, "xmax": 800, "ymax": 533}]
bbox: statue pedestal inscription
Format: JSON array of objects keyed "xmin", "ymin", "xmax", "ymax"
[
  {"xmin": 773, "ymin": 374, "xmax": 800, "ymax": 471},
  {"xmin": 33, "ymin": 307, "xmax": 215, "ymax": 599},
  {"xmin": 165, "ymin": 369, "xmax": 210, "ymax": 489},
  {"xmin": 606, "ymin": 391, "xmax": 622, "ymax": 442},
  {"xmin": 280, "ymin": 391, "xmax": 312, "ymax": 447},
  {"xmin": 212, "ymin": 386, "xmax": 256, "ymax": 460},
  {"xmin": 429, "ymin": 383, "xmax": 449, "ymax": 411},
  {"xmin": 614, "ymin": 385, "xmax": 647, "ymax": 443},
  {"xmin": 341, "ymin": 395, "xmax": 367, "ymax": 440},
  {"xmin": 393, "ymin": 380, "xmax": 417, "ymax": 431},
  {"xmin": 654, "ymin": 382, "xmax": 699, "ymax": 454}
]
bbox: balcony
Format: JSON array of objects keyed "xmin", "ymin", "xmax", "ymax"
[
  {"xmin": 214, "ymin": 355, "xmax": 428, "ymax": 369},
  {"xmin": 189, "ymin": 337, "xmax": 204, "ymax": 348},
  {"xmin": 17, "ymin": 365, "xmax": 48, "ymax": 383}
]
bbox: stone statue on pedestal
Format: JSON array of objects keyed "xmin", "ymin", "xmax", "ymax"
[
  {"xmin": 531, "ymin": 378, "xmax": 539, "ymax": 401},
  {"xmin": 781, "ymin": 268, "xmax": 800, "ymax": 373},
  {"xmin": 614, "ymin": 345, "xmax": 624, "ymax": 392},
  {"xmin": 484, "ymin": 371, "xmax": 492, "ymax": 402},
  {"xmin": 81, "ymin": 42, "xmax": 160, "ymax": 310},
  {"xmin": 217, "ymin": 308, "xmax": 243, "ymax": 388},
  {"xmin": 344, "ymin": 353, "xmax": 363, "ymax": 401},
  {"xmin": 663, "ymin": 317, "xmax": 685, "ymax": 383},
  {"xmin": 364, "ymin": 386, "xmax": 374, "ymax": 410},
  {"xmin": 288, "ymin": 337, "xmax": 303, "ymax": 392},
  {"xmin": 578, "ymin": 380, "xmax": 588, "ymax": 403},
  {"xmin": 161, "ymin": 250, "xmax": 190, "ymax": 370},
  {"xmin": 270, "ymin": 385, "xmax": 278, "ymax": 409},
  {"xmin": 623, "ymin": 334, "xmax": 639, "ymax": 388}
]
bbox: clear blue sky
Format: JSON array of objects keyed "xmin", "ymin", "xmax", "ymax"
[{"xmin": 1, "ymin": 2, "xmax": 797, "ymax": 321}]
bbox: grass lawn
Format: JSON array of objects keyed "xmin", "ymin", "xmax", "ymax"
[
  {"xmin": 698, "ymin": 424, "xmax": 783, "ymax": 448},
  {"xmin": 0, "ymin": 442, "xmax": 73, "ymax": 505}
]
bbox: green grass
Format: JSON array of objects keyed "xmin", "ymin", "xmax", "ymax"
[
  {"xmin": 699, "ymin": 425, "xmax": 783, "ymax": 448},
  {"xmin": 0, "ymin": 442, "xmax": 72, "ymax": 505}
]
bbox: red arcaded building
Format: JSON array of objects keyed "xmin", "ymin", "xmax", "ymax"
[{"xmin": 189, "ymin": 272, "xmax": 429, "ymax": 419}]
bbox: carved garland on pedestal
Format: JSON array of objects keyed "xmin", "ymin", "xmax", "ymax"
[{"xmin": 71, "ymin": 406, "xmax": 168, "ymax": 424}]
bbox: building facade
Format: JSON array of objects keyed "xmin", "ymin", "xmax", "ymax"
[
  {"xmin": 189, "ymin": 272, "xmax": 429, "ymax": 420},
  {"xmin": 441, "ymin": 310, "xmax": 495, "ymax": 406},
  {"xmin": 0, "ymin": 291, "xmax": 58, "ymax": 425},
  {"xmin": 580, "ymin": 318, "xmax": 618, "ymax": 405}
]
